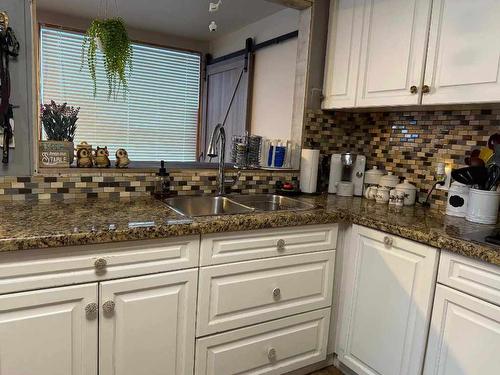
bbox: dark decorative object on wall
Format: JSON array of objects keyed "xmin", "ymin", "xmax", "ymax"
[{"xmin": 0, "ymin": 11, "xmax": 20, "ymax": 164}]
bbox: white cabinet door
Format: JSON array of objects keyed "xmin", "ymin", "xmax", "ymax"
[
  {"xmin": 356, "ymin": 0, "xmax": 432, "ymax": 106},
  {"xmin": 99, "ymin": 269, "xmax": 198, "ymax": 375},
  {"xmin": 322, "ymin": 0, "xmax": 365, "ymax": 109},
  {"xmin": 196, "ymin": 309, "xmax": 331, "ymax": 375},
  {"xmin": 197, "ymin": 251, "xmax": 335, "ymax": 336},
  {"xmin": 423, "ymin": 0, "xmax": 500, "ymax": 104},
  {"xmin": 336, "ymin": 225, "xmax": 438, "ymax": 375},
  {"xmin": 424, "ymin": 285, "xmax": 500, "ymax": 375},
  {"xmin": 0, "ymin": 284, "xmax": 98, "ymax": 375}
]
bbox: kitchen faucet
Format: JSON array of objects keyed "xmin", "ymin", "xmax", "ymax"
[{"xmin": 207, "ymin": 124, "xmax": 227, "ymax": 196}]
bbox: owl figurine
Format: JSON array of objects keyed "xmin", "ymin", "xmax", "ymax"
[
  {"xmin": 115, "ymin": 148, "xmax": 130, "ymax": 168},
  {"xmin": 94, "ymin": 146, "xmax": 111, "ymax": 168},
  {"xmin": 76, "ymin": 148, "xmax": 93, "ymax": 168}
]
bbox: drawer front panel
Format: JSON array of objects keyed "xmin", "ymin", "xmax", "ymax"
[
  {"xmin": 0, "ymin": 236, "xmax": 199, "ymax": 294},
  {"xmin": 200, "ymin": 224, "xmax": 338, "ymax": 265},
  {"xmin": 438, "ymin": 251, "xmax": 500, "ymax": 306},
  {"xmin": 195, "ymin": 308, "xmax": 330, "ymax": 375},
  {"xmin": 197, "ymin": 251, "xmax": 335, "ymax": 336}
]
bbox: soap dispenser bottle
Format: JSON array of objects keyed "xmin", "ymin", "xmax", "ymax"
[{"xmin": 155, "ymin": 160, "xmax": 171, "ymax": 199}]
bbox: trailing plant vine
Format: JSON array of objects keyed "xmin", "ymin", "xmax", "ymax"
[{"xmin": 81, "ymin": 18, "xmax": 133, "ymax": 98}]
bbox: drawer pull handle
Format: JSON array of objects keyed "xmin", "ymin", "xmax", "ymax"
[
  {"xmin": 272, "ymin": 287, "xmax": 281, "ymax": 299},
  {"xmin": 384, "ymin": 236, "xmax": 393, "ymax": 247},
  {"xmin": 267, "ymin": 347, "xmax": 277, "ymax": 362},
  {"xmin": 276, "ymin": 239, "xmax": 286, "ymax": 251},
  {"xmin": 102, "ymin": 300, "xmax": 115, "ymax": 315},
  {"xmin": 94, "ymin": 258, "xmax": 107, "ymax": 271},
  {"xmin": 85, "ymin": 303, "xmax": 98, "ymax": 320}
]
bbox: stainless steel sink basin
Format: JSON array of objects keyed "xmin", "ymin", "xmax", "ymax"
[
  {"xmin": 164, "ymin": 196, "xmax": 255, "ymax": 216},
  {"xmin": 229, "ymin": 194, "xmax": 315, "ymax": 212}
]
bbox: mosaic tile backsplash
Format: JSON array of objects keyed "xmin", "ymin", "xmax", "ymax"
[
  {"xmin": 304, "ymin": 108, "xmax": 500, "ymax": 208},
  {"xmin": 0, "ymin": 170, "xmax": 299, "ymax": 201}
]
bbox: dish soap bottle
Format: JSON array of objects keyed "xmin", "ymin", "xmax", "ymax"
[{"xmin": 155, "ymin": 160, "xmax": 171, "ymax": 199}]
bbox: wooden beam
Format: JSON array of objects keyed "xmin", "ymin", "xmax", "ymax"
[{"xmin": 265, "ymin": 0, "xmax": 313, "ymax": 10}]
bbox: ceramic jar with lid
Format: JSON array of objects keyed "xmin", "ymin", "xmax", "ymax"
[
  {"xmin": 379, "ymin": 172, "xmax": 400, "ymax": 189},
  {"xmin": 363, "ymin": 166, "xmax": 384, "ymax": 198},
  {"xmin": 446, "ymin": 182, "xmax": 469, "ymax": 217},
  {"xmin": 395, "ymin": 179, "xmax": 417, "ymax": 206}
]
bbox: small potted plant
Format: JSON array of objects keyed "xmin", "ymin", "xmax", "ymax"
[
  {"xmin": 40, "ymin": 101, "xmax": 79, "ymax": 167},
  {"xmin": 81, "ymin": 18, "xmax": 133, "ymax": 98}
]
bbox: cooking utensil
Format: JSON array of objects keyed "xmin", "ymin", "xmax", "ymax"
[
  {"xmin": 487, "ymin": 133, "xmax": 500, "ymax": 150},
  {"xmin": 485, "ymin": 165, "xmax": 500, "ymax": 191},
  {"xmin": 451, "ymin": 166, "xmax": 489, "ymax": 188},
  {"xmin": 479, "ymin": 147, "xmax": 494, "ymax": 163}
]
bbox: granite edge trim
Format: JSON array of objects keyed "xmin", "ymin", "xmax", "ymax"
[{"xmin": 0, "ymin": 209, "xmax": 498, "ymax": 267}]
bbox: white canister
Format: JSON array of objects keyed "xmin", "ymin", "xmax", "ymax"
[
  {"xmin": 395, "ymin": 179, "xmax": 417, "ymax": 206},
  {"xmin": 364, "ymin": 166, "xmax": 384, "ymax": 185},
  {"xmin": 466, "ymin": 188, "xmax": 500, "ymax": 225},
  {"xmin": 446, "ymin": 182, "xmax": 469, "ymax": 217},
  {"xmin": 379, "ymin": 172, "xmax": 400, "ymax": 189},
  {"xmin": 375, "ymin": 186, "xmax": 390, "ymax": 204}
]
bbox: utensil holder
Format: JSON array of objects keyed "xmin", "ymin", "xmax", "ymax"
[{"xmin": 466, "ymin": 188, "xmax": 500, "ymax": 224}]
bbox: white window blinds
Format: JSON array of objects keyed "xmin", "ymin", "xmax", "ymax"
[{"xmin": 40, "ymin": 26, "xmax": 201, "ymax": 161}]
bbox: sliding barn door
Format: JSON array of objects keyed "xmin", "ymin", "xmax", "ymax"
[{"xmin": 201, "ymin": 56, "xmax": 253, "ymax": 162}]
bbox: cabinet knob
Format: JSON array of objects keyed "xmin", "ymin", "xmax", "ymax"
[
  {"xmin": 85, "ymin": 302, "xmax": 98, "ymax": 320},
  {"xmin": 102, "ymin": 300, "xmax": 115, "ymax": 315},
  {"xmin": 94, "ymin": 258, "xmax": 107, "ymax": 272},
  {"xmin": 267, "ymin": 347, "xmax": 277, "ymax": 362},
  {"xmin": 276, "ymin": 239, "xmax": 286, "ymax": 251},
  {"xmin": 422, "ymin": 85, "xmax": 430, "ymax": 94},
  {"xmin": 383, "ymin": 236, "xmax": 393, "ymax": 247},
  {"xmin": 272, "ymin": 287, "xmax": 281, "ymax": 299},
  {"xmin": 410, "ymin": 85, "xmax": 418, "ymax": 94}
]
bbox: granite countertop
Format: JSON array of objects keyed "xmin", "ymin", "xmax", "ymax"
[{"xmin": 0, "ymin": 195, "xmax": 498, "ymax": 266}]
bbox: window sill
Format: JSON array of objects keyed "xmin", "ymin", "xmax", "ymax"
[{"xmin": 36, "ymin": 162, "xmax": 298, "ymax": 176}]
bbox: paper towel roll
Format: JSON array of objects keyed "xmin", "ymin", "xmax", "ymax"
[{"xmin": 300, "ymin": 149, "xmax": 320, "ymax": 193}]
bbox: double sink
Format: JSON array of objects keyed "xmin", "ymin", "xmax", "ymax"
[{"xmin": 164, "ymin": 194, "xmax": 315, "ymax": 217}]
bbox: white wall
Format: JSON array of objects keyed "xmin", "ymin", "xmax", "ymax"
[
  {"xmin": 37, "ymin": 10, "xmax": 209, "ymax": 53},
  {"xmin": 251, "ymin": 38, "xmax": 297, "ymax": 140},
  {"xmin": 210, "ymin": 8, "xmax": 299, "ymax": 57},
  {"xmin": 209, "ymin": 8, "xmax": 300, "ymax": 142}
]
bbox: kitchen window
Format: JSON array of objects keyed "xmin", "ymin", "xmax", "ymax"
[{"xmin": 39, "ymin": 26, "xmax": 201, "ymax": 162}]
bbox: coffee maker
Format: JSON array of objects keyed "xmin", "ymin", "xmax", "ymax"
[{"xmin": 328, "ymin": 153, "xmax": 366, "ymax": 196}]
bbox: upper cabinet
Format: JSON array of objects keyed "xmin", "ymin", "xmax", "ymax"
[
  {"xmin": 356, "ymin": 0, "xmax": 432, "ymax": 107},
  {"xmin": 323, "ymin": 0, "xmax": 364, "ymax": 108},
  {"xmin": 323, "ymin": 0, "xmax": 500, "ymax": 108},
  {"xmin": 423, "ymin": 0, "xmax": 500, "ymax": 104}
]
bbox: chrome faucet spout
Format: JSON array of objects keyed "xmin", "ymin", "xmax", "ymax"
[{"xmin": 206, "ymin": 124, "xmax": 226, "ymax": 196}]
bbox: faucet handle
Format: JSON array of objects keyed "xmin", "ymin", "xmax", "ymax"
[{"xmin": 224, "ymin": 170, "xmax": 242, "ymax": 187}]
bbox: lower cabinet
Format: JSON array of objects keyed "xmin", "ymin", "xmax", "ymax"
[
  {"xmin": 195, "ymin": 308, "xmax": 331, "ymax": 375},
  {"xmin": 336, "ymin": 225, "xmax": 438, "ymax": 375},
  {"xmin": 423, "ymin": 284, "xmax": 500, "ymax": 375},
  {"xmin": 99, "ymin": 269, "xmax": 198, "ymax": 375},
  {"xmin": 0, "ymin": 270, "xmax": 198, "ymax": 375},
  {"xmin": 0, "ymin": 284, "xmax": 98, "ymax": 375}
]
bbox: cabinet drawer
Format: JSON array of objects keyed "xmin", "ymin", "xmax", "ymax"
[
  {"xmin": 0, "ymin": 236, "xmax": 199, "ymax": 294},
  {"xmin": 438, "ymin": 251, "xmax": 500, "ymax": 306},
  {"xmin": 200, "ymin": 224, "xmax": 337, "ymax": 265},
  {"xmin": 195, "ymin": 308, "xmax": 331, "ymax": 375},
  {"xmin": 197, "ymin": 250, "xmax": 335, "ymax": 336}
]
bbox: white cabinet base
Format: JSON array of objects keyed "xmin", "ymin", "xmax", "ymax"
[
  {"xmin": 424, "ymin": 284, "xmax": 500, "ymax": 375},
  {"xmin": 336, "ymin": 225, "xmax": 438, "ymax": 375},
  {"xmin": 0, "ymin": 284, "xmax": 98, "ymax": 375},
  {"xmin": 195, "ymin": 308, "xmax": 331, "ymax": 375}
]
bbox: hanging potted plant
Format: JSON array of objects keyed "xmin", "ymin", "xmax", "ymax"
[
  {"xmin": 39, "ymin": 101, "xmax": 80, "ymax": 167},
  {"xmin": 81, "ymin": 18, "xmax": 133, "ymax": 98}
]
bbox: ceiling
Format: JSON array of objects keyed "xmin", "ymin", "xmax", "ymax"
[{"xmin": 36, "ymin": 0, "xmax": 287, "ymax": 41}]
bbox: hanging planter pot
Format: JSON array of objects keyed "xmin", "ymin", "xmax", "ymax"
[{"xmin": 81, "ymin": 18, "xmax": 133, "ymax": 98}]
